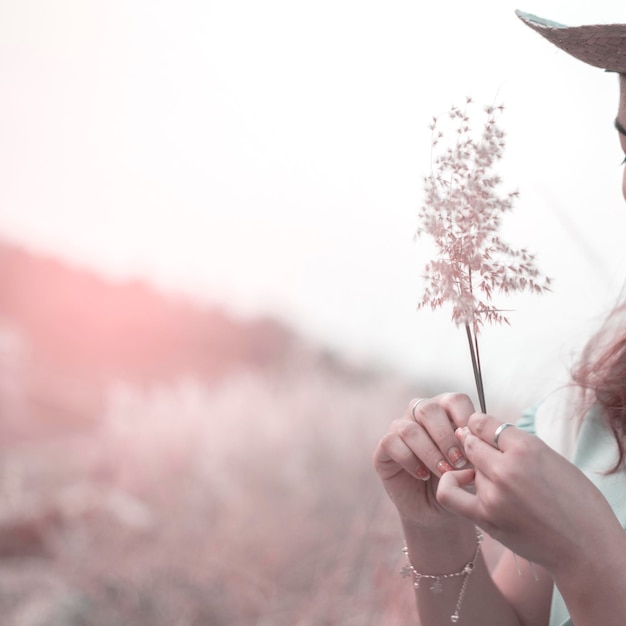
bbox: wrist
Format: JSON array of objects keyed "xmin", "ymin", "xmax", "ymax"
[
  {"xmin": 401, "ymin": 528, "xmax": 484, "ymax": 624},
  {"xmin": 401, "ymin": 516, "xmax": 479, "ymax": 573},
  {"xmin": 401, "ymin": 512, "xmax": 474, "ymax": 539}
]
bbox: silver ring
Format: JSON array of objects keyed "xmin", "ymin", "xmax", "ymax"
[
  {"xmin": 493, "ymin": 423, "xmax": 515, "ymax": 451},
  {"xmin": 411, "ymin": 398, "xmax": 429, "ymax": 418}
]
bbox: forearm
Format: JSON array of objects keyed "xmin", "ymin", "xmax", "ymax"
[
  {"xmin": 552, "ymin": 521, "xmax": 626, "ymax": 626},
  {"xmin": 402, "ymin": 517, "xmax": 523, "ymax": 626}
]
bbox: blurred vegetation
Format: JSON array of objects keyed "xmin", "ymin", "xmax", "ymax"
[{"xmin": 0, "ymin": 240, "xmax": 433, "ymax": 625}]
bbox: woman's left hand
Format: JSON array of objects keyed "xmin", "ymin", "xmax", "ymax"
[{"xmin": 436, "ymin": 412, "xmax": 624, "ymax": 576}]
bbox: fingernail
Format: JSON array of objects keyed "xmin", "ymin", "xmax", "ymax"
[
  {"xmin": 416, "ymin": 466, "xmax": 431, "ymax": 481},
  {"xmin": 448, "ymin": 446, "xmax": 467, "ymax": 469},
  {"xmin": 436, "ymin": 459, "xmax": 455, "ymax": 474},
  {"xmin": 456, "ymin": 426, "xmax": 469, "ymax": 443}
]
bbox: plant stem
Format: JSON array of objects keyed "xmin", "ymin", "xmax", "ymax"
[
  {"xmin": 472, "ymin": 320, "xmax": 486, "ymax": 410},
  {"xmin": 464, "ymin": 269, "xmax": 487, "ymax": 412},
  {"xmin": 465, "ymin": 323, "xmax": 486, "ymax": 413}
]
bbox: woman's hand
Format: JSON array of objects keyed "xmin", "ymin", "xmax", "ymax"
[
  {"xmin": 437, "ymin": 412, "xmax": 625, "ymax": 575},
  {"xmin": 373, "ymin": 393, "xmax": 474, "ymax": 528}
]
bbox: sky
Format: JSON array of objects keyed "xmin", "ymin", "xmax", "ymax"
[{"xmin": 1, "ymin": 0, "xmax": 626, "ymax": 411}]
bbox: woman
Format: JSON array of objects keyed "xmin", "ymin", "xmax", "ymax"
[{"xmin": 373, "ymin": 12, "xmax": 626, "ymax": 626}]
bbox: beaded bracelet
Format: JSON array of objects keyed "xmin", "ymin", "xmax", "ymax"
[{"xmin": 401, "ymin": 530, "xmax": 483, "ymax": 624}]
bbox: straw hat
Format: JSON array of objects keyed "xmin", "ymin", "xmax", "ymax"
[{"xmin": 516, "ymin": 10, "xmax": 626, "ymax": 74}]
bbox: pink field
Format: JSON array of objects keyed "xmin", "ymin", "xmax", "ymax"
[{"xmin": 0, "ymin": 359, "xmax": 426, "ymax": 625}]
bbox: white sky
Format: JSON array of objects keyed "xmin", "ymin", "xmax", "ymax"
[{"xmin": 2, "ymin": 0, "xmax": 626, "ymax": 411}]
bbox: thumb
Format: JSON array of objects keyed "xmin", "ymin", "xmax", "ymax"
[{"xmin": 436, "ymin": 468, "xmax": 479, "ymax": 518}]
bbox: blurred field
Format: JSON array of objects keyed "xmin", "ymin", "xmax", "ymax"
[{"xmin": 0, "ymin": 240, "xmax": 430, "ymax": 625}]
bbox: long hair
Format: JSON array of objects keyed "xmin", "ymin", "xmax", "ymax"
[
  {"xmin": 572, "ymin": 304, "xmax": 626, "ymax": 473},
  {"xmin": 570, "ymin": 74, "xmax": 626, "ymax": 471}
]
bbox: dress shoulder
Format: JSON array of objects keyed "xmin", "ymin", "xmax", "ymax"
[{"xmin": 516, "ymin": 404, "xmax": 538, "ymax": 435}]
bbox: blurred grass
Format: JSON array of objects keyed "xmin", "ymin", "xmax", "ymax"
[{"xmin": 0, "ymin": 358, "xmax": 427, "ymax": 625}]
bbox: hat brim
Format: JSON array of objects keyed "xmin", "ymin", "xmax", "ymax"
[{"xmin": 516, "ymin": 10, "xmax": 626, "ymax": 74}]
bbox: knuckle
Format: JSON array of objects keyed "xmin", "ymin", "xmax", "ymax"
[
  {"xmin": 407, "ymin": 397, "xmax": 430, "ymax": 414},
  {"xmin": 508, "ymin": 433, "xmax": 542, "ymax": 459},
  {"xmin": 416, "ymin": 405, "xmax": 435, "ymax": 425},
  {"xmin": 439, "ymin": 392, "xmax": 472, "ymax": 411},
  {"xmin": 377, "ymin": 432, "xmax": 396, "ymax": 455},
  {"xmin": 397, "ymin": 421, "xmax": 419, "ymax": 440},
  {"xmin": 408, "ymin": 397, "xmax": 435, "ymax": 419},
  {"xmin": 468, "ymin": 412, "xmax": 488, "ymax": 434},
  {"xmin": 413, "ymin": 401, "xmax": 440, "ymax": 425},
  {"xmin": 390, "ymin": 418, "xmax": 405, "ymax": 431},
  {"xmin": 462, "ymin": 434, "xmax": 477, "ymax": 455}
]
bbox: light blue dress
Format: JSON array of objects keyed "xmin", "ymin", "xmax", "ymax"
[{"xmin": 517, "ymin": 389, "xmax": 626, "ymax": 626}]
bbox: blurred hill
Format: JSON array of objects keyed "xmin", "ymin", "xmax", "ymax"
[
  {"xmin": 0, "ymin": 240, "xmax": 299, "ymax": 379},
  {"xmin": 0, "ymin": 238, "xmax": 361, "ymax": 437}
]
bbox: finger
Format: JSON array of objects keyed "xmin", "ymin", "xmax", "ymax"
[
  {"xmin": 467, "ymin": 413, "xmax": 522, "ymax": 452},
  {"xmin": 375, "ymin": 430, "xmax": 431, "ymax": 481},
  {"xmin": 436, "ymin": 392, "xmax": 475, "ymax": 428},
  {"xmin": 408, "ymin": 397, "xmax": 429, "ymax": 419},
  {"xmin": 396, "ymin": 419, "xmax": 458, "ymax": 477},
  {"xmin": 455, "ymin": 427, "xmax": 503, "ymax": 480},
  {"xmin": 412, "ymin": 400, "xmax": 468, "ymax": 469},
  {"xmin": 436, "ymin": 468, "xmax": 484, "ymax": 520}
]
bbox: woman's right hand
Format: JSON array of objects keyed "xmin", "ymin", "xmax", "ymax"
[{"xmin": 373, "ymin": 393, "xmax": 474, "ymax": 528}]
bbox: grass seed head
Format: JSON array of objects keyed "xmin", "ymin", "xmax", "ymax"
[{"xmin": 417, "ymin": 100, "xmax": 550, "ymax": 330}]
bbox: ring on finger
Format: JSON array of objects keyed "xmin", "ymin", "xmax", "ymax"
[
  {"xmin": 411, "ymin": 398, "xmax": 429, "ymax": 419},
  {"xmin": 493, "ymin": 422, "xmax": 515, "ymax": 451}
]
